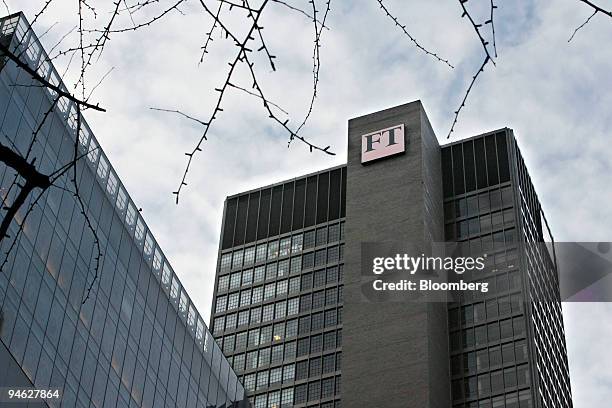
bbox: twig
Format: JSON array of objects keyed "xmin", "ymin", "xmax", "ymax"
[
  {"xmin": 447, "ymin": 0, "xmax": 495, "ymax": 138},
  {"xmin": 577, "ymin": 0, "xmax": 612, "ymax": 19},
  {"xmin": 227, "ymin": 82, "xmax": 289, "ymax": 115},
  {"xmin": 271, "ymin": 0, "xmax": 329, "ymax": 29},
  {"xmin": 375, "ymin": 0, "xmax": 454, "ymax": 68},
  {"xmin": 568, "ymin": 9, "xmax": 598, "ymax": 42},
  {"xmin": 149, "ymin": 107, "xmax": 209, "ymax": 126}
]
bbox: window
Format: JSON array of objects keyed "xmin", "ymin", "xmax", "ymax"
[
  {"xmin": 261, "ymin": 326, "xmax": 273, "ymax": 344},
  {"xmin": 216, "ymin": 296, "xmax": 227, "ymax": 313},
  {"xmin": 328, "ymin": 224, "xmax": 340, "ymax": 242},
  {"xmin": 303, "ymin": 252, "xmax": 315, "ymax": 269},
  {"xmin": 296, "ymin": 361, "xmax": 308, "ymax": 380},
  {"xmin": 299, "ymin": 316, "xmax": 311, "ymax": 334},
  {"xmin": 310, "ymin": 334, "xmax": 322, "ymax": 353},
  {"xmin": 246, "ymin": 351, "xmax": 257, "ymax": 370},
  {"xmin": 308, "ymin": 381, "xmax": 321, "ymax": 401},
  {"xmin": 278, "ymin": 259, "xmax": 290, "ymax": 277},
  {"xmin": 268, "ymin": 240, "xmax": 280, "ymax": 260},
  {"xmin": 272, "ymin": 345, "xmax": 284, "ymax": 364},
  {"xmin": 303, "ymin": 230, "xmax": 315, "ymax": 249},
  {"xmin": 283, "ymin": 364, "xmax": 295, "ymax": 382},
  {"xmin": 233, "ymin": 354, "xmax": 245, "ymax": 372},
  {"xmin": 277, "ymin": 280, "xmax": 288, "ymax": 296},
  {"xmin": 286, "ymin": 319, "xmax": 298, "ymax": 338},
  {"xmin": 328, "ymin": 246, "xmax": 339, "ymax": 263},
  {"xmin": 244, "ymin": 247, "xmax": 255, "ymax": 265},
  {"xmin": 281, "ymin": 388, "xmax": 294, "ymax": 407},
  {"xmin": 289, "ymin": 277, "xmax": 300, "ymax": 293},
  {"xmin": 290, "ymin": 257, "xmax": 302, "ymax": 274},
  {"xmin": 256, "ymin": 370, "xmax": 268, "ymax": 390},
  {"xmin": 312, "ymin": 312, "xmax": 324, "ymax": 331},
  {"xmin": 244, "ymin": 374, "xmax": 256, "ymax": 392},
  {"xmin": 250, "ymin": 307, "xmax": 261, "ymax": 324},
  {"xmin": 252, "ymin": 287, "xmax": 263, "ymax": 304},
  {"xmin": 287, "ymin": 298, "xmax": 299, "ymax": 316},
  {"xmin": 297, "ymin": 338, "xmax": 310, "ymax": 357},
  {"xmin": 226, "ymin": 313, "xmax": 237, "ymax": 330},
  {"xmin": 254, "ymin": 266, "xmax": 265, "ymax": 283},
  {"xmin": 256, "ymin": 245, "xmax": 267, "ymax": 263},
  {"xmin": 220, "ymin": 253, "xmax": 232, "ymax": 272},
  {"xmin": 322, "ymin": 377, "xmax": 335, "ymax": 398},
  {"xmin": 295, "ymin": 384, "xmax": 307, "ymax": 404},
  {"xmin": 315, "ymin": 249, "xmax": 327, "ymax": 267},
  {"xmin": 270, "ymin": 367, "xmax": 282, "ymax": 385},
  {"xmin": 230, "ymin": 272, "xmax": 241, "ymax": 290},
  {"xmin": 236, "ymin": 331, "xmax": 247, "ymax": 350},
  {"xmin": 291, "ymin": 234, "xmax": 303, "ymax": 253},
  {"xmin": 248, "ymin": 329, "xmax": 260, "ymax": 347},
  {"xmin": 325, "ymin": 309, "xmax": 337, "ymax": 327},
  {"xmin": 265, "ymin": 283, "xmax": 276, "ymax": 300},
  {"xmin": 266, "ymin": 263, "xmax": 278, "ymax": 281},
  {"xmin": 258, "ymin": 348, "xmax": 270, "ymax": 367},
  {"xmin": 280, "ymin": 237, "xmax": 291, "ymax": 256},
  {"xmin": 263, "ymin": 304, "xmax": 274, "ymax": 322},
  {"xmin": 316, "ymin": 227, "xmax": 327, "ymax": 246},
  {"xmin": 275, "ymin": 301, "xmax": 287, "ymax": 319},
  {"xmin": 242, "ymin": 269, "xmax": 253, "ymax": 286},
  {"xmin": 240, "ymin": 290, "xmax": 251, "ymax": 307},
  {"xmin": 326, "ymin": 267, "xmax": 338, "ymax": 284},
  {"xmin": 323, "ymin": 332, "xmax": 336, "ymax": 350},
  {"xmin": 232, "ymin": 250, "xmax": 243, "ymax": 269},
  {"xmin": 213, "ymin": 317, "xmax": 224, "ymax": 334},
  {"xmin": 314, "ymin": 270, "xmax": 326, "ymax": 288},
  {"xmin": 273, "ymin": 323, "xmax": 285, "ymax": 342},
  {"xmin": 313, "ymin": 291, "xmax": 325, "ymax": 309},
  {"xmin": 227, "ymin": 292, "xmax": 239, "ymax": 310}
]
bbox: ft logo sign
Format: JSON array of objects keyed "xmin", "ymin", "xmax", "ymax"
[{"xmin": 361, "ymin": 124, "xmax": 405, "ymax": 164}]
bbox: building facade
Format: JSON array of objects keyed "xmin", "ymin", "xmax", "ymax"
[
  {"xmin": 0, "ymin": 13, "xmax": 245, "ymax": 408},
  {"xmin": 211, "ymin": 102, "xmax": 572, "ymax": 407}
]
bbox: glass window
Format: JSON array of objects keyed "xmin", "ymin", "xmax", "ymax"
[
  {"xmin": 251, "ymin": 307, "xmax": 262, "ymax": 325},
  {"xmin": 303, "ymin": 252, "xmax": 314, "ymax": 269},
  {"xmin": 283, "ymin": 364, "xmax": 295, "ymax": 382},
  {"xmin": 216, "ymin": 296, "xmax": 227, "ymax": 313},
  {"xmin": 230, "ymin": 272, "xmax": 241, "ymax": 289},
  {"xmin": 289, "ymin": 277, "xmax": 300, "ymax": 294},
  {"xmin": 328, "ymin": 224, "xmax": 340, "ymax": 242},
  {"xmin": 256, "ymin": 244, "xmax": 267, "ymax": 263},
  {"xmin": 266, "ymin": 263, "xmax": 278, "ymax": 280},
  {"xmin": 252, "ymin": 286, "xmax": 263, "ymax": 304},
  {"xmin": 220, "ymin": 253, "xmax": 232, "ymax": 272},
  {"xmin": 303, "ymin": 230, "xmax": 315, "ymax": 249},
  {"xmin": 262, "ymin": 304, "xmax": 274, "ymax": 322},
  {"xmin": 242, "ymin": 269, "xmax": 253, "ymax": 286},
  {"xmin": 254, "ymin": 266, "xmax": 265, "ymax": 283},
  {"xmin": 268, "ymin": 240, "xmax": 280, "ymax": 260},
  {"xmin": 238, "ymin": 310, "xmax": 249, "ymax": 327},
  {"xmin": 226, "ymin": 313, "xmax": 237, "ymax": 330},
  {"xmin": 277, "ymin": 280, "xmax": 288, "ymax": 296},
  {"xmin": 278, "ymin": 259, "xmax": 290, "ymax": 277},
  {"xmin": 291, "ymin": 234, "xmax": 303, "ymax": 253},
  {"xmin": 280, "ymin": 237, "xmax": 291, "ymax": 257},
  {"xmin": 275, "ymin": 301, "xmax": 287, "ymax": 319},
  {"xmin": 264, "ymin": 283, "xmax": 276, "ymax": 300},
  {"xmin": 290, "ymin": 257, "xmax": 301, "ymax": 274},
  {"xmin": 227, "ymin": 292, "xmax": 239, "ymax": 310},
  {"xmin": 316, "ymin": 227, "xmax": 327, "ymax": 246},
  {"xmin": 287, "ymin": 298, "xmax": 299, "ymax": 316},
  {"xmin": 240, "ymin": 290, "xmax": 251, "ymax": 307},
  {"xmin": 286, "ymin": 319, "xmax": 298, "ymax": 338},
  {"xmin": 244, "ymin": 246, "xmax": 255, "ymax": 265}
]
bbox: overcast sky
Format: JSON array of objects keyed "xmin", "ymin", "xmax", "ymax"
[{"xmin": 7, "ymin": 0, "xmax": 612, "ymax": 405}]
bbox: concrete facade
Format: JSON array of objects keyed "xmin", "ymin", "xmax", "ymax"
[{"xmin": 342, "ymin": 101, "xmax": 450, "ymax": 407}]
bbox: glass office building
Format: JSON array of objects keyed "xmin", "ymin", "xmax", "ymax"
[
  {"xmin": 212, "ymin": 103, "xmax": 572, "ymax": 407},
  {"xmin": 442, "ymin": 130, "xmax": 572, "ymax": 408},
  {"xmin": 0, "ymin": 12, "xmax": 245, "ymax": 408},
  {"xmin": 211, "ymin": 168, "xmax": 346, "ymax": 407}
]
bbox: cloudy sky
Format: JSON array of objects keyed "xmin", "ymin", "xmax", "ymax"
[{"xmin": 8, "ymin": 0, "xmax": 612, "ymax": 405}]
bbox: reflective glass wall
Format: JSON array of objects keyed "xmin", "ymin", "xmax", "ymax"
[{"xmin": 0, "ymin": 12, "xmax": 245, "ymax": 408}]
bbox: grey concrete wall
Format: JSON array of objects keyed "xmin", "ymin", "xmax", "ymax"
[{"xmin": 342, "ymin": 101, "xmax": 450, "ymax": 407}]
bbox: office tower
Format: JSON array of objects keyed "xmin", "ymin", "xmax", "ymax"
[
  {"xmin": 0, "ymin": 12, "xmax": 245, "ymax": 408},
  {"xmin": 211, "ymin": 101, "xmax": 572, "ymax": 407},
  {"xmin": 442, "ymin": 131, "xmax": 573, "ymax": 408}
]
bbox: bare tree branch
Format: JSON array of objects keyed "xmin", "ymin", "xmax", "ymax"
[
  {"xmin": 0, "ymin": 42, "xmax": 106, "ymax": 112},
  {"xmin": 375, "ymin": 0, "xmax": 454, "ymax": 69},
  {"xmin": 568, "ymin": 9, "xmax": 598, "ymax": 42},
  {"xmin": 577, "ymin": 0, "xmax": 612, "ymax": 19},
  {"xmin": 149, "ymin": 107, "xmax": 210, "ymax": 126},
  {"xmin": 271, "ymin": 0, "xmax": 329, "ymax": 29},
  {"xmin": 447, "ymin": 0, "xmax": 495, "ymax": 138}
]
